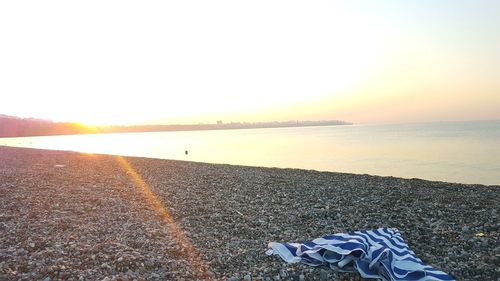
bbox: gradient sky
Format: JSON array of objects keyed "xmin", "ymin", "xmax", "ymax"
[{"xmin": 1, "ymin": 0, "xmax": 499, "ymax": 125}]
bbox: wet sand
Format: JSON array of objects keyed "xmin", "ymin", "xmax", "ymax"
[{"xmin": 0, "ymin": 146, "xmax": 498, "ymax": 280}]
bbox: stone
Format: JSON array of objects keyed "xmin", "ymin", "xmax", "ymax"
[{"xmin": 319, "ymin": 269, "xmax": 328, "ymax": 281}]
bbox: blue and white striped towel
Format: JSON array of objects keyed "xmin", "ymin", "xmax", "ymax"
[{"xmin": 266, "ymin": 227, "xmax": 454, "ymax": 281}]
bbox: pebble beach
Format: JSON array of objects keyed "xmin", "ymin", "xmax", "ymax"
[{"xmin": 0, "ymin": 146, "xmax": 499, "ymax": 281}]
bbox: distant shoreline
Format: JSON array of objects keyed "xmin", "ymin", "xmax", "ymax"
[
  {"xmin": 96, "ymin": 120, "xmax": 353, "ymax": 135},
  {"xmin": 2, "ymin": 120, "xmax": 499, "ymax": 186},
  {"xmin": 0, "ymin": 114, "xmax": 352, "ymax": 138}
]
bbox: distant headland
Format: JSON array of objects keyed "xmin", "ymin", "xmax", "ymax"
[{"xmin": 0, "ymin": 114, "xmax": 352, "ymax": 138}]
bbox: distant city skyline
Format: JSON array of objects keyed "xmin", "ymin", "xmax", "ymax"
[
  {"xmin": 1, "ymin": 0, "xmax": 499, "ymax": 126},
  {"xmin": 0, "ymin": 113, "xmax": 352, "ymax": 137}
]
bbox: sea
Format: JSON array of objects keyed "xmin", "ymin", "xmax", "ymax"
[{"xmin": 1, "ymin": 120, "xmax": 499, "ymax": 186}]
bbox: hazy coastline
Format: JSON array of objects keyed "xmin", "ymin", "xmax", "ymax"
[
  {"xmin": 0, "ymin": 146, "xmax": 498, "ymax": 280},
  {"xmin": 0, "ymin": 114, "xmax": 351, "ymax": 138},
  {"xmin": 2, "ymin": 120, "xmax": 499, "ymax": 186}
]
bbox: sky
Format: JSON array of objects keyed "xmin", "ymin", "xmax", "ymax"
[{"xmin": 0, "ymin": 0, "xmax": 499, "ymax": 125}]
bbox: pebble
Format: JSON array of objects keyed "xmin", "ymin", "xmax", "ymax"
[
  {"xmin": 319, "ymin": 269, "xmax": 328, "ymax": 281},
  {"xmin": 0, "ymin": 147, "xmax": 498, "ymax": 281}
]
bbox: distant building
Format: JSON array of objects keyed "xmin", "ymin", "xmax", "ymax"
[{"xmin": 217, "ymin": 120, "xmax": 223, "ymax": 125}]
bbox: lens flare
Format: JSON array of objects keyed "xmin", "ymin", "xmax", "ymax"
[{"xmin": 115, "ymin": 156, "xmax": 213, "ymax": 280}]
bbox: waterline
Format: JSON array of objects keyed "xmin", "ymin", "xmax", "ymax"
[{"xmin": 1, "ymin": 121, "xmax": 499, "ymax": 185}]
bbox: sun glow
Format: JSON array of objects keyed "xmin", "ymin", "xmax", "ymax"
[
  {"xmin": 0, "ymin": 0, "xmax": 388, "ymax": 126},
  {"xmin": 1, "ymin": 0, "xmax": 499, "ymax": 124}
]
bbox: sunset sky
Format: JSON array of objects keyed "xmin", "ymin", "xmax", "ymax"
[{"xmin": 1, "ymin": 0, "xmax": 499, "ymax": 125}]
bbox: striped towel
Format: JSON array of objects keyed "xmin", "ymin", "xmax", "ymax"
[{"xmin": 266, "ymin": 227, "xmax": 454, "ymax": 281}]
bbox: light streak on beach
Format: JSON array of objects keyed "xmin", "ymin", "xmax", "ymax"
[{"xmin": 115, "ymin": 156, "xmax": 213, "ymax": 280}]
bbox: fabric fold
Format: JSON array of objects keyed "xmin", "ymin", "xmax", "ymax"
[{"xmin": 266, "ymin": 227, "xmax": 454, "ymax": 281}]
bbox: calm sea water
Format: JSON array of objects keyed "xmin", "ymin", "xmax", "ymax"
[{"xmin": 1, "ymin": 120, "xmax": 499, "ymax": 185}]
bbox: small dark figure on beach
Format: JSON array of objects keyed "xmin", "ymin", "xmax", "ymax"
[{"xmin": 185, "ymin": 150, "xmax": 188, "ymax": 155}]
